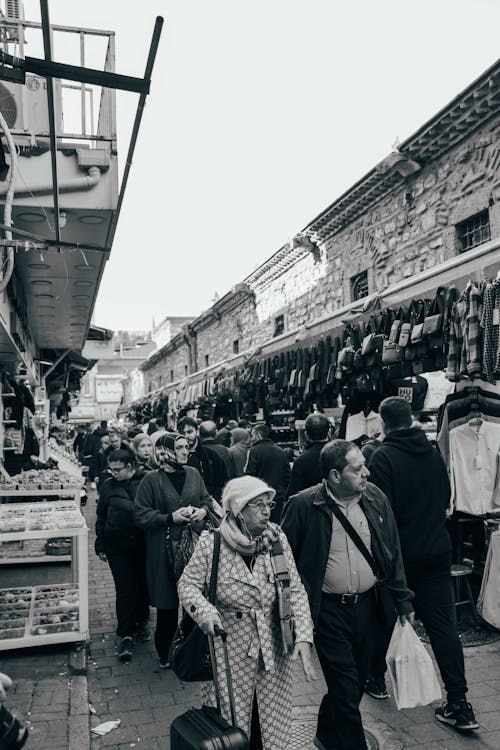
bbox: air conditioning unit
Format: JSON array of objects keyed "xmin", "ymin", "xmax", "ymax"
[{"xmin": 0, "ymin": 74, "xmax": 62, "ymax": 136}]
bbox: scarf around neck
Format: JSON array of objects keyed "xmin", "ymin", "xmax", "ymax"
[{"xmin": 219, "ymin": 514, "xmax": 280, "ymax": 556}]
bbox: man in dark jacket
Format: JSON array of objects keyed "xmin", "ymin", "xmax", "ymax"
[
  {"xmin": 95, "ymin": 447, "xmax": 150, "ymax": 662},
  {"xmin": 282, "ymin": 439, "xmax": 413, "ymax": 750},
  {"xmin": 367, "ymin": 397, "xmax": 478, "ymax": 732},
  {"xmin": 286, "ymin": 413, "xmax": 330, "ymax": 500},
  {"xmin": 245, "ymin": 423, "xmax": 290, "ymax": 522},
  {"xmin": 199, "ymin": 420, "xmax": 237, "ymax": 479},
  {"xmin": 178, "ymin": 416, "xmax": 229, "ymax": 501}
]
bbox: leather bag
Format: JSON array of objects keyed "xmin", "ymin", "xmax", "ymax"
[{"xmin": 169, "ymin": 531, "xmax": 221, "ymax": 682}]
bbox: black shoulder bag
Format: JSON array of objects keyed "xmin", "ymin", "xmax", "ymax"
[
  {"xmin": 328, "ymin": 500, "xmax": 397, "ymax": 626},
  {"xmin": 169, "ymin": 530, "xmax": 221, "ymax": 682}
]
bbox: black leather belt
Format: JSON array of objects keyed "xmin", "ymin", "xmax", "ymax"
[{"xmin": 323, "ymin": 589, "xmax": 374, "ymax": 606}]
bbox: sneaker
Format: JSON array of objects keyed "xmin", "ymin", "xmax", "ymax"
[
  {"xmin": 118, "ymin": 636, "xmax": 133, "ymax": 662},
  {"xmin": 365, "ymin": 675, "xmax": 389, "ymax": 700},
  {"xmin": 134, "ymin": 622, "xmax": 151, "ymax": 642},
  {"xmin": 159, "ymin": 657, "xmax": 170, "ymax": 669},
  {"xmin": 435, "ymin": 701, "xmax": 479, "ymax": 731}
]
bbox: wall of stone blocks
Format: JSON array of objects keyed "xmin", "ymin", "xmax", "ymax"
[
  {"xmin": 140, "ymin": 116, "xmax": 500, "ymax": 386},
  {"xmin": 143, "ymin": 340, "xmax": 191, "ymax": 392}
]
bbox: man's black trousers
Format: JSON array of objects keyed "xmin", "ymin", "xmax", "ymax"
[
  {"xmin": 107, "ymin": 544, "xmax": 150, "ymax": 639},
  {"xmin": 371, "ymin": 552, "xmax": 467, "ymax": 702},
  {"xmin": 314, "ymin": 589, "xmax": 376, "ymax": 750}
]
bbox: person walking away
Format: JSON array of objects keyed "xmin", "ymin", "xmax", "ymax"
[
  {"xmin": 282, "ymin": 439, "xmax": 413, "ymax": 750},
  {"xmin": 199, "ymin": 420, "xmax": 237, "ymax": 479},
  {"xmin": 178, "ymin": 476, "xmax": 316, "ymax": 750},
  {"xmin": 177, "ymin": 416, "xmax": 229, "ymax": 501},
  {"xmin": 229, "ymin": 427, "xmax": 251, "ymax": 477},
  {"xmin": 286, "ymin": 413, "xmax": 330, "ymax": 501},
  {"xmin": 367, "ymin": 397, "xmax": 478, "ymax": 731},
  {"xmin": 134, "ymin": 433, "xmax": 216, "ymax": 667},
  {"xmin": 95, "ymin": 447, "xmax": 151, "ymax": 662},
  {"xmin": 245, "ymin": 424, "xmax": 290, "ymax": 523}
]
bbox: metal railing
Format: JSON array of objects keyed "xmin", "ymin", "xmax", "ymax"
[{"xmin": 0, "ymin": 12, "xmax": 117, "ymax": 146}]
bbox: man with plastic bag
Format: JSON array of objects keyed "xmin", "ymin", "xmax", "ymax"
[
  {"xmin": 282, "ymin": 439, "xmax": 414, "ymax": 750},
  {"xmin": 367, "ymin": 396, "xmax": 479, "ymax": 732}
]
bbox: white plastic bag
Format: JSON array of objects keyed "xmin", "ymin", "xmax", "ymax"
[
  {"xmin": 385, "ymin": 620, "xmax": 441, "ymax": 709},
  {"xmin": 477, "ymin": 530, "xmax": 500, "ymax": 628}
]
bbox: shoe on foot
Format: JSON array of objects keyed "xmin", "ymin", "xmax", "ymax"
[
  {"xmin": 159, "ymin": 656, "xmax": 170, "ymax": 669},
  {"xmin": 134, "ymin": 622, "xmax": 151, "ymax": 642},
  {"xmin": 118, "ymin": 636, "xmax": 133, "ymax": 662},
  {"xmin": 365, "ymin": 675, "xmax": 389, "ymax": 700},
  {"xmin": 435, "ymin": 701, "xmax": 479, "ymax": 731}
]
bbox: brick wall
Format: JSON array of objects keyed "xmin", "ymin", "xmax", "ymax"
[
  {"xmin": 136, "ymin": 116, "xmax": 500, "ymax": 390},
  {"xmin": 143, "ymin": 339, "xmax": 191, "ymax": 392}
]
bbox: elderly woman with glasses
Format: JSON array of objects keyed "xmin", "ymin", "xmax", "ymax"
[{"xmin": 177, "ymin": 475, "xmax": 316, "ymax": 750}]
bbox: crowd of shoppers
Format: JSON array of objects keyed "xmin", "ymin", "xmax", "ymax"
[{"xmin": 86, "ymin": 403, "xmax": 479, "ymax": 750}]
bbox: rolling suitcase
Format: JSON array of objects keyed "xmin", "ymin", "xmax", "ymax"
[{"xmin": 170, "ymin": 628, "xmax": 249, "ymax": 749}]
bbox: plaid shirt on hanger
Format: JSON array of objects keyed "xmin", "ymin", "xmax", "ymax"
[{"xmin": 446, "ymin": 283, "xmax": 483, "ymax": 381}]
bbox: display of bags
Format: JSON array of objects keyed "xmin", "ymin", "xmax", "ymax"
[
  {"xmin": 386, "ymin": 620, "xmax": 442, "ymax": 710},
  {"xmin": 382, "ymin": 341, "xmax": 404, "ymax": 364}
]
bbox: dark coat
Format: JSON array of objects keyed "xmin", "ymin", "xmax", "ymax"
[
  {"xmin": 286, "ymin": 442, "xmax": 325, "ymax": 500},
  {"xmin": 95, "ymin": 466, "xmax": 149, "ymax": 555},
  {"xmin": 367, "ymin": 427, "xmax": 452, "ymax": 565},
  {"xmin": 245, "ymin": 438, "xmax": 291, "ymax": 503},
  {"xmin": 133, "ymin": 467, "xmax": 212, "ymax": 609},
  {"xmin": 187, "ymin": 442, "xmax": 229, "ymax": 501},
  {"xmin": 202, "ymin": 438, "xmax": 237, "ymax": 479},
  {"xmin": 281, "ymin": 482, "xmax": 413, "ymax": 623}
]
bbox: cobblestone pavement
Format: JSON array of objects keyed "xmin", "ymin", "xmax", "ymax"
[{"xmin": 2, "ymin": 498, "xmax": 500, "ymax": 749}]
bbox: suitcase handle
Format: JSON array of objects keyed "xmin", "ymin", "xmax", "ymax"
[{"xmin": 208, "ymin": 630, "xmax": 237, "ymax": 728}]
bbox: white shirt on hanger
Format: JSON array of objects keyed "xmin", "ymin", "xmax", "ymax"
[{"xmin": 449, "ymin": 420, "xmax": 500, "ymax": 515}]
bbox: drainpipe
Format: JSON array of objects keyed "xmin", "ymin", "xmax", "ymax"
[{"xmin": 0, "ymin": 165, "xmax": 101, "ymax": 197}]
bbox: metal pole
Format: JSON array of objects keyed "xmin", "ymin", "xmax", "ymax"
[
  {"xmin": 104, "ymin": 16, "xmax": 164, "ymax": 250},
  {"xmin": 40, "ymin": 0, "xmax": 61, "ymax": 247}
]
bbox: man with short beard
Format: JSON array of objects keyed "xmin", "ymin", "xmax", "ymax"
[{"xmin": 177, "ymin": 416, "xmax": 229, "ymax": 501}]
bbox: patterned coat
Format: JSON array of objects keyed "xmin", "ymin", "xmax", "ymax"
[{"xmin": 177, "ymin": 525, "xmax": 314, "ymax": 750}]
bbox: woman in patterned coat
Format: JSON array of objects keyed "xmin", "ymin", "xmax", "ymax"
[{"xmin": 177, "ymin": 475, "xmax": 316, "ymax": 750}]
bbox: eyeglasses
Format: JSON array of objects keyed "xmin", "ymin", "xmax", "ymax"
[
  {"xmin": 108, "ymin": 465, "xmax": 127, "ymax": 476},
  {"xmin": 247, "ymin": 500, "xmax": 276, "ymax": 512}
]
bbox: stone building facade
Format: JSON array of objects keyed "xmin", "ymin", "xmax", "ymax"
[{"xmin": 137, "ymin": 61, "xmax": 500, "ymax": 399}]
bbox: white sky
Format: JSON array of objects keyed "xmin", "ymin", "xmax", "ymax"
[{"xmin": 21, "ymin": 0, "xmax": 500, "ymax": 331}]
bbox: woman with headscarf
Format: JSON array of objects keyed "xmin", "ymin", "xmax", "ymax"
[
  {"xmin": 177, "ymin": 475, "xmax": 316, "ymax": 750},
  {"xmin": 132, "ymin": 433, "xmax": 154, "ymax": 470},
  {"xmin": 134, "ymin": 433, "xmax": 215, "ymax": 667},
  {"xmin": 229, "ymin": 427, "xmax": 251, "ymax": 477}
]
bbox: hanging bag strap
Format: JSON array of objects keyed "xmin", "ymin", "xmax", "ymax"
[
  {"xmin": 208, "ymin": 530, "xmax": 221, "ymax": 604},
  {"xmin": 327, "ymin": 496, "xmax": 379, "ymax": 577}
]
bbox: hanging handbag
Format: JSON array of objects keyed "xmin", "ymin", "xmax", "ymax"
[
  {"xmin": 422, "ymin": 288, "xmax": 446, "ymax": 336},
  {"xmin": 382, "ymin": 340, "xmax": 404, "ymax": 364},
  {"xmin": 169, "ymin": 531, "xmax": 221, "ymax": 682}
]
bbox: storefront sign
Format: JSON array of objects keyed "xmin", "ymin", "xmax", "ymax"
[{"xmin": 95, "ymin": 378, "xmax": 123, "ymax": 403}]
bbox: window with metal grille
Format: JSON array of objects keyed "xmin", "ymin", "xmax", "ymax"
[
  {"xmin": 274, "ymin": 314, "xmax": 285, "ymax": 337},
  {"xmin": 233, "ymin": 339, "xmax": 239, "ymax": 354},
  {"xmin": 351, "ymin": 270, "xmax": 368, "ymax": 301},
  {"xmin": 457, "ymin": 209, "xmax": 491, "ymax": 253}
]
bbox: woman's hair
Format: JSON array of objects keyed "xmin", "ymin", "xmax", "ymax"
[
  {"xmin": 107, "ymin": 447, "xmax": 136, "ymax": 467},
  {"xmin": 319, "ymin": 439, "xmax": 356, "ymax": 479}
]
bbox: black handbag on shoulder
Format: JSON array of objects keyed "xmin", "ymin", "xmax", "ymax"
[{"xmin": 169, "ymin": 531, "xmax": 221, "ymax": 682}]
